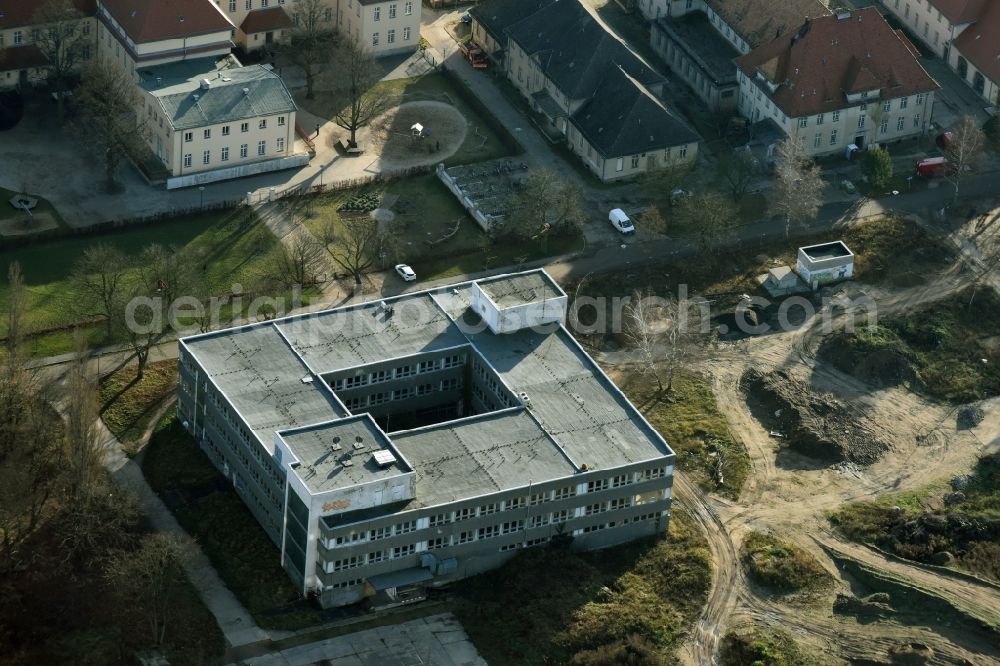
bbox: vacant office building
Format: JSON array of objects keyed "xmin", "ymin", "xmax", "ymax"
[{"xmin": 177, "ymin": 271, "xmax": 675, "ymax": 608}]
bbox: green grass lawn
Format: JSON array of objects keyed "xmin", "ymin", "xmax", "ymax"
[
  {"xmin": 297, "ymin": 72, "xmax": 514, "ymax": 167},
  {"xmin": 100, "ymin": 359, "xmax": 179, "ymax": 447},
  {"xmin": 615, "ymin": 369, "xmax": 749, "ymax": 500},
  {"xmin": 299, "ymin": 173, "xmax": 584, "ymax": 281},
  {"xmin": 451, "ymin": 510, "xmax": 711, "ymax": 665},
  {"xmin": 0, "ymin": 207, "xmax": 283, "ymax": 358}
]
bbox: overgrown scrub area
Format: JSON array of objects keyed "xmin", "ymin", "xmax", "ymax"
[
  {"xmin": 741, "ymin": 530, "xmax": 833, "ymax": 594},
  {"xmin": 616, "ymin": 369, "xmax": 749, "ymax": 499},
  {"xmin": 829, "ymin": 452, "xmax": 1000, "ymax": 582},
  {"xmin": 451, "ymin": 510, "xmax": 712, "ymax": 664},
  {"xmin": 819, "ymin": 288, "xmax": 1000, "ymax": 403},
  {"xmin": 142, "ymin": 414, "xmax": 325, "ymax": 630},
  {"xmin": 839, "ymin": 215, "xmax": 954, "ymax": 287},
  {"xmin": 99, "ymin": 359, "xmax": 178, "ymax": 445},
  {"xmin": 720, "ymin": 626, "xmax": 808, "ymax": 666},
  {"xmin": 0, "ymin": 359, "xmax": 222, "ymax": 664}
]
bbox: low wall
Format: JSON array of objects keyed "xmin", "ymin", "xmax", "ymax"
[{"xmin": 166, "ymin": 155, "xmax": 311, "ymax": 190}]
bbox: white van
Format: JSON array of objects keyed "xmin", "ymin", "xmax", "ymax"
[{"xmin": 609, "ymin": 208, "xmax": 635, "ymax": 234}]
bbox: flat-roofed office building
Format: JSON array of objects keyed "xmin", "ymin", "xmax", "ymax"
[{"xmin": 177, "ymin": 270, "xmax": 675, "ymax": 608}]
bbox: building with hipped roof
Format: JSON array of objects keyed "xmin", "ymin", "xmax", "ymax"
[
  {"xmin": 651, "ymin": 0, "xmax": 830, "ymax": 111},
  {"xmin": 470, "ymin": 0, "xmax": 698, "ymax": 181},
  {"xmin": 138, "ymin": 55, "xmax": 303, "ymax": 186},
  {"xmin": 875, "ymin": 0, "xmax": 998, "ymax": 107},
  {"xmin": 735, "ymin": 7, "xmax": 939, "ymax": 157},
  {"xmin": 0, "ymin": 0, "xmax": 97, "ymax": 90},
  {"xmin": 177, "ymin": 270, "xmax": 675, "ymax": 608}
]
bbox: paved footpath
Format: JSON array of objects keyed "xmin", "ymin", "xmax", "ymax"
[{"xmin": 232, "ymin": 613, "xmax": 486, "ymax": 666}]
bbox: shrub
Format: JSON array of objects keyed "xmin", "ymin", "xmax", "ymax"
[
  {"xmin": 742, "ymin": 530, "xmax": 832, "ymax": 593},
  {"xmin": 721, "ymin": 626, "xmax": 806, "ymax": 666}
]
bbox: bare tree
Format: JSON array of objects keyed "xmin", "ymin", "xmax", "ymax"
[
  {"xmin": 623, "ymin": 291, "xmax": 699, "ymax": 394},
  {"xmin": 0, "ymin": 365, "xmax": 64, "ymax": 571},
  {"xmin": 639, "ymin": 206, "xmax": 668, "ymax": 235},
  {"xmin": 332, "ymin": 36, "xmax": 398, "ymax": 147},
  {"xmin": 675, "ymin": 191, "xmax": 738, "ymax": 254},
  {"xmin": 73, "ymin": 242, "xmax": 132, "ymax": 339},
  {"xmin": 138, "ymin": 243, "xmax": 194, "ymax": 308},
  {"xmin": 6, "ymin": 262, "xmax": 26, "ymax": 359},
  {"xmin": 76, "ymin": 58, "xmax": 149, "ymax": 191},
  {"xmin": 717, "ymin": 151, "xmax": 758, "ymax": 202},
  {"xmin": 105, "ymin": 533, "xmax": 189, "ymax": 646},
  {"xmin": 624, "ymin": 291, "xmax": 666, "ymax": 393},
  {"xmin": 287, "ymin": 0, "xmax": 336, "ymax": 100},
  {"xmin": 114, "ymin": 287, "xmax": 160, "ymax": 381},
  {"xmin": 64, "ymin": 340, "xmax": 105, "ymax": 501},
  {"xmin": 321, "ymin": 216, "xmax": 382, "ymax": 285},
  {"xmin": 513, "ymin": 169, "xmax": 583, "ymax": 245},
  {"xmin": 33, "ymin": 0, "xmax": 90, "ymax": 122},
  {"xmin": 271, "ymin": 234, "xmax": 326, "ymax": 287},
  {"xmin": 772, "ymin": 136, "xmax": 823, "ymax": 237},
  {"xmin": 944, "ymin": 115, "xmax": 985, "ymax": 203}
]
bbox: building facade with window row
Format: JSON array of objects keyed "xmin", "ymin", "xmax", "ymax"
[
  {"xmin": 735, "ymin": 7, "xmax": 939, "ymax": 157},
  {"xmin": 0, "ymin": 0, "xmax": 97, "ymax": 90},
  {"xmin": 177, "ymin": 271, "xmax": 675, "ymax": 608}
]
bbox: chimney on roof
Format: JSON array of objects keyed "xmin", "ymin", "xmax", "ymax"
[
  {"xmin": 155, "ymin": 76, "xmax": 162, "ymax": 86},
  {"xmin": 193, "ymin": 93, "xmax": 199, "ymax": 101}
]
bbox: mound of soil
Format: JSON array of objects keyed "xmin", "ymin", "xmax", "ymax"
[
  {"xmin": 818, "ymin": 332, "xmax": 917, "ymax": 388},
  {"xmin": 741, "ymin": 368, "xmax": 892, "ymax": 465}
]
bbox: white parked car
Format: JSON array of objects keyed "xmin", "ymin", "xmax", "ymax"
[
  {"xmin": 395, "ymin": 264, "xmax": 416, "ymax": 282},
  {"xmin": 608, "ymin": 208, "xmax": 635, "ymax": 234}
]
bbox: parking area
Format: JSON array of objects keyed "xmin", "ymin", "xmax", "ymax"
[{"xmin": 233, "ymin": 613, "xmax": 486, "ymax": 666}]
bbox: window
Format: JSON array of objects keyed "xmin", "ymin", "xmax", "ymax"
[
  {"xmin": 332, "ymin": 555, "xmax": 361, "ymax": 571},
  {"xmin": 387, "ymin": 29, "xmax": 395, "ymax": 43},
  {"xmin": 552, "ymin": 509, "xmax": 570, "ymax": 523},
  {"xmin": 913, "ymin": 113, "xmax": 921, "ymax": 128},
  {"xmin": 222, "ymin": 125, "xmax": 230, "ymax": 136},
  {"xmin": 798, "ymin": 117, "xmax": 808, "ymax": 128},
  {"xmin": 259, "ymin": 119, "xmax": 267, "ymax": 129},
  {"xmin": 203, "ymin": 129, "xmax": 211, "ymax": 140},
  {"xmin": 832, "ymin": 110, "xmax": 840, "ymax": 122},
  {"xmin": 897, "ymin": 117, "xmax": 905, "ymax": 131},
  {"xmin": 505, "ymin": 496, "xmax": 526, "ymax": 510},
  {"xmin": 392, "ymin": 544, "xmax": 415, "ymax": 558},
  {"xmin": 262, "ymin": 0, "xmax": 268, "ymax": 7},
  {"xmin": 184, "ymin": 131, "xmax": 193, "ymax": 142},
  {"xmin": 899, "ymin": 96, "xmax": 908, "ymax": 109},
  {"xmin": 416, "ymin": 383, "xmax": 433, "ymax": 396},
  {"xmin": 679, "ymin": 146, "xmax": 688, "ymax": 159},
  {"xmin": 183, "ymin": 154, "xmax": 192, "ymax": 168},
  {"xmin": 880, "ymin": 119, "xmax": 888, "ymax": 134},
  {"xmin": 369, "ymin": 526, "xmax": 390, "ymax": 540},
  {"xmin": 203, "ymin": 150, "xmax": 210, "ymax": 165},
  {"xmin": 389, "ymin": 3, "xmax": 396, "ymax": 18},
  {"xmin": 403, "ymin": 26, "xmax": 411, "ymax": 40},
  {"xmin": 241, "ymin": 122, "xmax": 249, "ymax": 132},
  {"xmin": 456, "ymin": 531, "xmax": 474, "ymax": 544},
  {"xmin": 480, "ymin": 503, "xmax": 498, "ymax": 516},
  {"xmin": 257, "ymin": 140, "xmax": 266, "ymax": 155},
  {"xmin": 276, "ymin": 137, "xmax": 285, "ymax": 152},
  {"xmin": 245, "ymin": 0, "xmax": 252, "ymax": 9},
  {"xmin": 530, "ymin": 514, "xmax": 550, "ymax": 528},
  {"xmin": 816, "ymin": 113, "xmax": 824, "ymax": 125},
  {"xmin": 615, "ymin": 157, "xmax": 624, "ymax": 172},
  {"xmin": 916, "ymin": 93, "xmax": 924, "ymax": 105},
  {"xmin": 429, "ymin": 513, "xmax": 451, "ymax": 527},
  {"xmin": 405, "ymin": 0, "xmax": 412, "ymax": 14},
  {"xmin": 83, "ymin": 23, "xmax": 90, "ymax": 35},
  {"xmin": 374, "ymin": 6, "xmax": 380, "ymax": 20},
  {"xmin": 277, "ymin": 115, "xmax": 286, "ymax": 126},
  {"xmin": 372, "ymin": 32, "xmax": 379, "ymax": 46},
  {"xmin": 367, "ymin": 549, "xmax": 384, "ymax": 563},
  {"xmin": 229, "ymin": 0, "xmax": 236, "ymax": 11},
  {"xmin": 240, "ymin": 144, "xmax": 248, "ymax": 158},
  {"xmin": 456, "ymin": 507, "xmax": 475, "ymax": 521},
  {"xmin": 585, "ymin": 503, "xmax": 605, "ymax": 516},
  {"xmin": 631, "ymin": 155, "xmax": 640, "ymax": 169},
  {"xmin": 857, "ymin": 115, "xmax": 866, "ymax": 130},
  {"xmin": 325, "ymin": 7, "xmax": 332, "ymax": 20},
  {"xmin": 830, "ymin": 129, "xmax": 838, "ymax": 145},
  {"xmin": 395, "ymin": 364, "xmax": 414, "ymax": 378},
  {"xmin": 221, "ymin": 146, "xmax": 230, "ymax": 161},
  {"xmin": 428, "ymin": 537, "xmax": 447, "ymax": 549},
  {"xmin": 478, "ymin": 525, "xmax": 499, "ymax": 540},
  {"xmin": 530, "ymin": 492, "xmax": 547, "ymax": 505},
  {"xmin": 554, "ymin": 486, "xmax": 575, "ymax": 500},
  {"xmin": 587, "ymin": 478, "xmax": 609, "ymax": 493},
  {"xmin": 392, "ymin": 388, "xmax": 410, "ymax": 400},
  {"xmin": 442, "ymin": 354, "xmax": 464, "ymax": 368},
  {"xmin": 13, "ymin": 31, "xmax": 22, "ymax": 45},
  {"xmin": 396, "ymin": 520, "xmax": 416, "ymax": 534}
]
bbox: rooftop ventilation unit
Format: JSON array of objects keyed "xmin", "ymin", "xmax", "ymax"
[
  {"xmin": 342, "ymin": 460, "xmax": 354, "ymax": 467},
  {"xmin": 243, "ymin": 87, "xmax": 250, "ymax": 95},
  {"xmin": 837, "ymin": 11, "xmax": 850, "ymax": 19},
  {"xmin": 352, "ymin": 441, "xmax": 365, "ymax": 450},
  {"xmin": 373, "ymin": 450, "xmax": 397, "ymax": 468},
  {"xmin": 300, "ymin": 375, "xmax": 314, "ymax": 384},
  {"xmin": 200, "ymin": 78, "xmax": 211, "ymax": 90},
  {"xmin": 518, "ymin": 391, "xmax": 531, "ymax": 406},
  {"xmin": 193, "ymin": 94, "xmax": 199, "ymax": 101}
]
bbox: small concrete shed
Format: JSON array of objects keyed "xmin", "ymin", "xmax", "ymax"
[{"xmin": 796, "ymin": 241, "xmax": 854, "ymax": 289}]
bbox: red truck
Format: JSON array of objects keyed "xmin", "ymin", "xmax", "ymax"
[{"xmin": 915, "ymin": 156, "xmax": 947, "ymax": 178}]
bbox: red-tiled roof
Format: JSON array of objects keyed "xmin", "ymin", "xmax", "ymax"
[
  {"xmin": 704, "ymin": 0, "xmax": 831, "ymax": 48},
  {"xmin": 931, "ymin": 0, "xmax": 988, "ymax": 24},
  {"xmin": 100, "ymin": 0, "xmax": 234, "ymax": 43},
  {"xmin": 953, "ymin": 0, "xmax": 1000, "ymax": 84},
  {"xmin": 0, "ymin": 0, "xmax": 96, "ymax": 29},
  {"xmin": 240, "ymin": 7, "xmax": 292, "ymax": 35},
  {"xmin": 735, "ymin": 7, "xmax": 939, "ymax": 117},
  {"xmin": 0, "ymin": 45, "xmax": 48, "ymax": 70}
]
